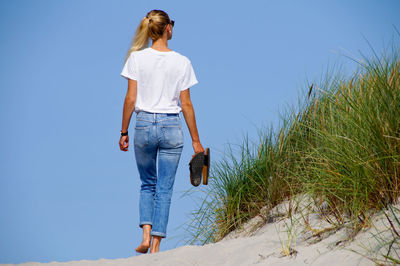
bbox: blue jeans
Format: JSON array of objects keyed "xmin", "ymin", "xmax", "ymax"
[{"xmin": 134, "ymin": 111, "xmax": 184, "ymax": 238}]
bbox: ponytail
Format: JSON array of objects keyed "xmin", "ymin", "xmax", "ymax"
[
  {"xmin": 123, "ymin": 10, "xmax": 171, "ymax": 65},
  {"xmin": 123, "ymin": 16, "xmax": 151, "ymax": 65}
]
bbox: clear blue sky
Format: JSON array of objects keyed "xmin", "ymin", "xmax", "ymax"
[{"xmin": 0, "ymin": 0, "xmax": 399, "ymax": 264}]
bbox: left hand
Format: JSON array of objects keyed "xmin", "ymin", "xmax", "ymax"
[{"xmin": 119, "ymin": 135, "xmax": 129, "ymax": 151}]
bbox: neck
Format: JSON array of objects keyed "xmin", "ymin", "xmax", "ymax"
[{"xmin": 151, "ymin": 38, "xmax": 169, "ymax": 51}]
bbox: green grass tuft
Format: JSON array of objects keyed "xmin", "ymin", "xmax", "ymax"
[{"xmin": 184, "ymin": 28, "xmax": 400, "ymax": 251}]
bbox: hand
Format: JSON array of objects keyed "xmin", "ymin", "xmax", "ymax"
[
  {"xmin": 192, "ymin": 140, "xmax": 204, "ymax": 154},
  {"xmin": 119, "ymin": 135, "xmax": 129, "ymax": 151}
]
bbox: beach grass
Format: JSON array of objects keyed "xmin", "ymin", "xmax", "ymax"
[{"xmin": 184, "ymin": 28, "xmax": 400, "ymax": 260}]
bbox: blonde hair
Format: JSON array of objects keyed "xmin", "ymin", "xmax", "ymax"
[{"xmin": 123, "ymin": 9, "xmax": 172, "ymax": 65}]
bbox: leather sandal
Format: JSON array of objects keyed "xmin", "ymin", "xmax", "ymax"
[
  {"xmin": 189, "ymin": 152, "xmax": 205, "ymax": 187},
  {"xmin": 203, "ymin": 148, "xmax": 210, "ymax": 185}
]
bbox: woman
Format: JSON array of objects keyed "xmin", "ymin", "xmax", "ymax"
[{"xmin": 118, "ymin": 9, "xmax": 205, "ymax": 254}]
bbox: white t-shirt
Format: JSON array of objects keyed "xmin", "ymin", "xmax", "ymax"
[{"xmin": 120, "ymin": 47, "xmax": 198, "ymax": 113}]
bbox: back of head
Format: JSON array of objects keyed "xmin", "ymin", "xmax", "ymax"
[{"xmin": 123, "ymin": 9, "xmax": 171, "ymax": 64}]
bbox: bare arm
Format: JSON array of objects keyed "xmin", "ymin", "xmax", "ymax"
[
  {"xmin": 119, "ymin": 79, "xmax": 137, "ymax": 151},
  {"xmin": 180, "ymin": 88, "xmax": 204, "ymax": 153}
]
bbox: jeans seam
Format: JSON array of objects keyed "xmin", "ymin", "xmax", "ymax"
[
  {"xmin": 158, "ymin": 117, "xmax": 180, "ymax": 123},
  {"xmin": 136, "ymin": 119, "xmax": 153, "ymax": 123}
]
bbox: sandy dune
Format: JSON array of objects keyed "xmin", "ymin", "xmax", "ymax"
[{"xmin": 4, "ymin": 193, "xmax": 399, "ymax": 266}]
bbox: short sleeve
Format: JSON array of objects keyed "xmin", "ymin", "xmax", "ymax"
[
  {"xmin": 180, "ymin": 58, "xmax": 198, "ymax": 91},
  {"xmin": 120, "ymin": 53, "xmax": 137, "ymax": 80}
]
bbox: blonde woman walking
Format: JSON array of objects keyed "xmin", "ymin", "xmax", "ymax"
[{"xmin": 119, "ymin": 9, "xmax": 204, "ymax": 254}]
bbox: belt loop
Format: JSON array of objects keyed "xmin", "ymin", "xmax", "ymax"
[{"xmin": 153, "ymin": 112, "xmax": 156, "ymax": 121}]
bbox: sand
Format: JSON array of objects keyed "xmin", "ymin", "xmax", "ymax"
[{"xmin": 3, "ymin": 193, "xmax": 399, "ymax": 265}]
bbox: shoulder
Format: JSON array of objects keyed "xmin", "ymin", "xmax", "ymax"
[
  {"xmin": 170, "ymin": 50, "xmax": 191, "ymax": 63},
  {"xmin": 125, "ymin": 51, "xmax": 140, "ymax": 63},
  {"xmin": 129, "ymin": 48, "xmax": 151, "ymax": 58},
  {"xmin": 130, "ymin": 49, "xmax": 145, "ymax": 58}
]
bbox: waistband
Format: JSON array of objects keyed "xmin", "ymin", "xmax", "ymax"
[
  {"xmin": 136, "ymin": 111, "xmax": 179, "ymax": 116},
  {"xmin": 136, "ymin": 111, "xmax": 180, "ymax": 122}
]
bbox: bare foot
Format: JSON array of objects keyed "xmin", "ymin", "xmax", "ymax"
[
  {"xmin": 149, "ymin": 248, "xmax": 159, "ymax": 254},
  {"xmin": 135, "ymin": 239, "xmax": 151, "ymax": 253},
  {"xmin": 150, "ymin": 235, "xmax": 162, "ymax": 253}
]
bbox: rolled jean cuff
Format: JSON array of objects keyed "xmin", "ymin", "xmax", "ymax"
[
  {"xmin": 139, "ymin": 222, "xmax": 152, "ymax": 228},
  {"xmin": 151, "ymin": 231, "xmax": 166, "ymax": 238}
]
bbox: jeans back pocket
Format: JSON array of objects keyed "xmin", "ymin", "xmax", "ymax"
[
  {"xmin": 134, "ymin": 126, "xmax": 150, "ymax": 148},
  {"xmin": 161, "ymin": 125, "xmax": 183, "ymax": 148},
  {"xmin": 161, "ymin": 117, "xmax": 183, "ymax": 148}
]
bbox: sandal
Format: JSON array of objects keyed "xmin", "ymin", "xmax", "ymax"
[
  {"xmin": 189, "ymin": 152, "xmax": 205, "ymax": 187},
  {"xmin": 203, "ymin": 148, "xmax": 210, "ymax": 185}
]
